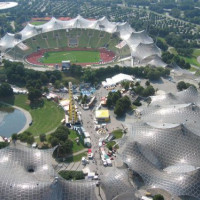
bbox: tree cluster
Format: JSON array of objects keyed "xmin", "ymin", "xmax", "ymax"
[
  {"xmin": 165, "ymin": 34, "xmax": 193, "ymax": 57},
  {"xmin": 0, "ymin": 142, "xmax": 9, "ymax": 149},
  {"xmin": 17, "ymin": 131, "xmax": 35, "ymax": 145},
  {"xmin": 3, "ymin": 60, "xmax": 62, "ymax": 87},
  {"xmin": 3, "ymin": 60, "xmax": 62, "ymax": 102},
  {"xmin": 114, "ymin": 96, "xmax": 131, "ymax": 117},
  {"xmin": 162, "ymin": 52, "xmax": 191, "ymax": 69},
  {"xmin": 82, "ymin": 65, "xmax": 170, "ymax": 84},
  {"xmin": 133, "ymin": 82, "xmax": 155, "ymax": 97},
  {"xmin": 49, "ymin": 126, "xmax": 73, "ymax": 157},
  {"xmin": 106, "ymin": 90, "xmax": 131, "ymax": 117},
  {"xmin": 177, "ymin": 81, "xmax": 196, "ymax": 91},
  {"xmin": 0, "ymin": 83, "xmax": 13, "ymax": 98}
]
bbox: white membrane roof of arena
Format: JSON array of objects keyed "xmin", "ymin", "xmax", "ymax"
[
  {"xmin": 0, "ymin": 2, "xmax": 18, "ymax": 10},
  {"xmin": 0, "ymin": 15, "xmax": 167, "ymax": 67}
]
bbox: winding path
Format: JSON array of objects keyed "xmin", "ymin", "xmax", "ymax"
[
  {"xmin": 13, "ymin": 106, "xmax": 32, "ymax": 134},
  {"xmin": 197, "ymin": 56, "xmax": 200, "ymax": 65}
]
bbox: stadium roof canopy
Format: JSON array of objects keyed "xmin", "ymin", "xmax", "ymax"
[
  {"xmin": 119, "ymin": 86, "xmax": 200, "ymax": 199},
  {"xmin": 0, "ymin": 15, "xmax": 166, "ymax": 67},
  {"xmin": 0, "ymin": 2, "xmax": 18, "ymax": 10},
  {"xmin": 0, "ymin": 143, "xmax": 97, "ymax": 200}
]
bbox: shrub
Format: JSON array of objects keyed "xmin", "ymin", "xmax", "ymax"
[
  {"xmin": 59, "ymin": 170, "xmax": 84, "ymax": 180},
  {"xmin": 0, "ymin": 142, "xmax": 9, "ymax": 149}
]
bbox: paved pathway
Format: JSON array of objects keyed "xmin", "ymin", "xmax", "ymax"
[{"xmin": 197, "ymin": 56, "xmax": 200, "ymax": 65}]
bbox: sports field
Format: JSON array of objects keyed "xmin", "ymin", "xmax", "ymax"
[{"xmin": 40, "ymin": 50, "xmax": 100, "ymax": 64}]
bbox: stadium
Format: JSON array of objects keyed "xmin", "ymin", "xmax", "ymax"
[{"xmin": 0, "ymin": 15, "xmax": 167, "ymax": 68}]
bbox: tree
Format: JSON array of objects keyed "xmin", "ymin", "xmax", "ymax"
[
  {"xmin": 134, "ymin": 85, "xmax": 144, "ymax": 95},
  {"xmin": 43, "ymin": 86, "xmax": 49, "ymax": 93},
  {"xmin": 11, "ymin": 133, "xmax": 18, "ymax": 141},
  {"xmin": 112, "ymin": 91, "xmax": 121, "ymax": 104},
  {"xmin": 114, "ymin": 102, "xmax": 124, "ymax": 117},
  {"xmin": 28, "ymin": 87, "xmax": 42, "ymax": 102},
  {"xmin": 147, "ymin": 70, "xmax": 161, "ymax": 80},
  {"xmin": 0, "ymin": 142, "xmax": 9, "ymax": 149},
  {"xmin": 39, "ymin": 133, "xmax": 46, "ymax": 143},
  {"xmin": 27, "ymin": 135, "xmax": 35, "ymax": 145},
  {"xmin": 50, "ymin": 137, "xmax": 59, "ymax": 147},
  {"xmin": 142, "ymin": 86, "xmax": 155, "ymax": 97},
  {"xmin": 0, "ymin": 83, "xmax": 13, "ymax": 97},
  {"xmin": 122, "ymin": 96, "xmax": 131, "ymax": 110},
  {"xmin": 54, "ymin": 80, "xmax": 61, "ymax": 89},
  {"xmin": 59, "ymin": 140, "xmax": 73, "ymax": 155},
  {"xmin": 145, "ymin": 81, "xmax": 150, "ymax": 86},
  {"xmin": 177, "ymin": 81, "xmax": 187, "ymax": 91},
  {"xmin": 106, "ymin": 97, "xmax": 113, "ymax": 108},
  {"xmin": 121, "ymin": 81, "xmax": 130, "ymax": 90},
  {"xmin": 153, "ymin": 194, "xmax": 164, "ymax": 200}
]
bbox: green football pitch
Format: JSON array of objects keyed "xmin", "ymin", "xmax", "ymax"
[{"xmin": 40, "ymin": 50, "xmax": 100, "ymax": 64}]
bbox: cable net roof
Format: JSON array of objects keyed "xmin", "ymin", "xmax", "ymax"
[
  {"xmin": 100, "ymin": 168, "xmax": 134, "ymax": 200},
  {"xmin": 0, "ymin": 15, "xmax": 165, "ymax": 67},
  {"xmin": 119, "ymin": 87, "xmax": 200, "ymax": 199},
  {"xmin": 131, "ymin": 43, "xmax": 161, "ymax": 60},
  {"xmin": 0, "ymin": 143, "xmax": 97, "ymax": 200}
]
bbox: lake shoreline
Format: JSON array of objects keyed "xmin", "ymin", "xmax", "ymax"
[{"xmin": 0, "ymin": 102, "xmax": 32, "ymax": 137}]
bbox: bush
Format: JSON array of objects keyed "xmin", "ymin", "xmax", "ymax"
[
  {"xmin": 0, "ymin": 142, "xmax": 9, "ymax": 149},
  {"xmin": 177, "ymin": 81, "xmax": 196, "ymax": 91},
  {"xmin": 133, "ymin": 99, "xmax": 142, "ymax": 106},
  {"xmin": 39, "ymin": 133, "xmax": 46, "ymax": 143},
  {"xmin": 27, "ymin": 135, "xmax": 35, "ymax": 145},
  {"xmin": 59, "ymin": 170, "xmax": 84, "ymax": 180},
  {"xmin": 153, "ymin": 194, "xmax": 164, "ymax": 200},
  {"xmin": 11, "ymin": 133, "xmax": 18, "ymax": 141},
  {"xmin": 18, "ymin": 131, "xmax": 33, "ymax": 143}
]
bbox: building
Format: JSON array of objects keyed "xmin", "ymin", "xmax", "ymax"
[
  {"xmin": 0, "ymin": 16, "xmax": 166, "ymax": 68},
  {"xmin": 95, "ymin": 109, "xmax": 110, "ymax": 122},
  {"xmin": 61, "ymin": 60, "xmax": 71, "ymax": 70}
]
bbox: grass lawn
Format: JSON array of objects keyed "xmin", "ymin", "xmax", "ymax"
[
  {"xmin": 169, "ymin": 48, "xmax": 200, "ymax": 67},
  {"xmin": 39, "ymin": 51, "xmax": 100, "ymax": 64},
  {"xmin": 62, "ymin": 75, "xmax": 80, "ymax": 85},
  {"xmin": 112, "ymin": 129, "xmax": 123, "ymax": 139},
  {"xmin": 169, "ymin": 47, "xmax": 178, "ymax": 55},
  {"xmin": 180, "ymin": 55, "xmax": 200, "ymax": 67},
  {"xmin": 158, "ymin": 37, "xmax": 167, "ymax": 45},
  {"xmin": 31, "ymin": 21, "xmax": 46, "ymax": 25},
  {"xmin": 68, "ymin": 130, "xmax": 85, "ymax": 153},
  {"xmin": 106, "ymin": 141, "xmax": 119, "ymax": 149},
  {"xmin": 2, "ymin": 94, "xmax": 64, "ymax": 136},
  {"xmin": 189, "ymin": 66, "xmax": 197, "ymax": 72},
  {"xmin": 44, "ymin": 129, "xmax": 85, "ymax": 153},
  {"xmin": 65, "ymin": 152, "xmax": 87, "ymax": 162},
  {"xmin": 131, "ymin": 104, "xmax": 137, "ymax": 110}
]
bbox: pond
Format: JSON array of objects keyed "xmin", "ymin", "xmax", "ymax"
[{"xmin": 0, "ymin": 105, "xmax": 26, "ymax": 138}]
